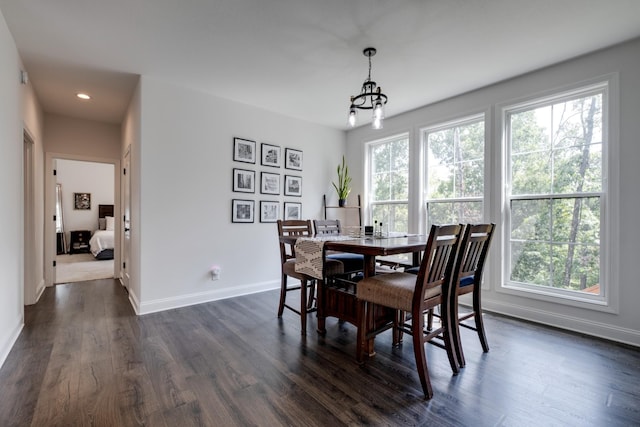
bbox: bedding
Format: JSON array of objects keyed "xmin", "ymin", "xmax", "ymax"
[
  {"xmin": 93, "ymin": 204, "xmax": 115, "ymax": 260},
  {"xmin": 90, "ymin": 229, "xmax": 114, "ymax": 259}
]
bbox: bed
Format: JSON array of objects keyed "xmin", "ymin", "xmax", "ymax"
[{"xmin": 90, "ymin": 204, "xmax": 115, "ymax": 260}]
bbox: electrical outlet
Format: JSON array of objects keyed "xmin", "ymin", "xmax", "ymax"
[{"xmin": 211, "ymin": 265, "xmax": 221, "ymax": 281}]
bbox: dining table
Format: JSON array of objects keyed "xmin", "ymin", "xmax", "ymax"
[{"xmin": 285, "ymin": 233, "xmax": 429, "ymax": 357}]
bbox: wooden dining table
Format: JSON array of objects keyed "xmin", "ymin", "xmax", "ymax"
[
  {"xmin": 319, "ymin": 235, "xmax": 426, "ymax": 339},
  {"xmin": 284, "ymin": 233, "xmax": 429, "ymax": 356}
]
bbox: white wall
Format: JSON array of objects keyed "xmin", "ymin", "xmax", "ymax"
[
  {"xmin": 347, "ymin": 38, "xmax": 640, "ymax": 346},
  {"xmin": 0, "ymin": 9, "xmax": 45, "ymax": 366},
  {"xmin": 132, "ymin": 77, "xmax": 345, "ymax": 314},
  {"xmin": 56, "ymin": 159, "xmax": 114, "ymax": 245},
  {"xmin": 0, "ymin": 8, "xmax": 23, "ymax": 368}
]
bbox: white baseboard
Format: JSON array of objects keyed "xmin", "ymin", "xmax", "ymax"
[
  {"xmin": 483, "ymin": 300, "xmax": 640, "ymax": 348},
  {"xmin": 34, "ymin": 279, "xmax": 45, "ymax": 303},
  {"xmin": 0, "ymin": 317, "xmax": 24, "ymax": 370},
  {"xmin": 137, "ymin": 280, "xmax": 280, "ymax": 315}
]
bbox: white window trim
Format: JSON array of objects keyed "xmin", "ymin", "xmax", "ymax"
[
  {"xmin": 496, "ymin": 74, "xmax": 620, "ymax": 314},
  {"xmin": 365, "ymin": 132, "xmax": 410, "ymax": 228}
]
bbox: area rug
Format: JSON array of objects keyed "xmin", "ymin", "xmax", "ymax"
[{"xmin": 56, "ymin": 253, "xmax": 114, "ymax": 284}]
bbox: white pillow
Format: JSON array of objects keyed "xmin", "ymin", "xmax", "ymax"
[{"xmin": 106, "ymin": 216, "xmax": 115, "ymax": 231}]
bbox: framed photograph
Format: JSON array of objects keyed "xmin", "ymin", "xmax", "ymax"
[
  {"xmin": 74, "ymin": 192, "xmax": 91, "ymax": 210},
  {"xmin": 285, "ymin": 148, "xmax": 303, "ymax": 170},
  {"xmin": 261, "ymin": 143, "xmax": 281, "ymax": 168},
  {"xmin": 233, "ymin": 168, "xmax": 255, "ymax": 193},
  {"xmin": 232, "ymin": 199, "xmax": 254, "ymax": 223},
  {"xmin": 284, "ymin": 175, "xmax": 302, "ymax": 197},
  {"xmin": 284, "ymin": 202, "xmax": 302, "ymax": 220},
  {"xmin": 260, "ymin": 201, "xmax": 279, "ymax": 223},
  {"xmin": 233, "ymin": 137, "xmax": 256, "ymax": 163},
  {"xmin": 260, "ymin": 172, "xmax": 280, "ymax": 195}
]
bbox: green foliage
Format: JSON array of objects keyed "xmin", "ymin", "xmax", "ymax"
[{"xmin": 332, "ymin": 156, "xmax": 352, "ymax": 200}]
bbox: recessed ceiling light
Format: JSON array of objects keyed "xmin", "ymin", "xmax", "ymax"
[{"xmin": 76, "ymin": 93, "xmax": 91, "ymax": 100}]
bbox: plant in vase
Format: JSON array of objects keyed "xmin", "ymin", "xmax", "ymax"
[{"xmin": 332, "ymin": 155, "xmax": 352, "ymax": 207}]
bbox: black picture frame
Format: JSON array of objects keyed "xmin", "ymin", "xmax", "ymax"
[
  {"xmin": 284, "ymin": 148, "xmax": 303, "ymax": 170},
  {"xmin": 284, "ymin": 175, "xmax": 302, "ymax": 197},
  {"xmin": 283, "ymin": 202, "xmax": 302, "ymax": 220},
  {"xmin": 260, "ymin": 172, "xmax": 280, "ymax": 195},
  {"xmin": 260, "ymin": 201, "xmax": 279, "ymax": 223},
  {"xmin": 233, "ymin": 168, "xmax": 255, "ymax": 193},
  {"xmin": 261, "ymin": 143, "xmax": 281, "ymax": 168},
  {"xmin": 74, "ymin": 192, "xmax": 91, "ymax": 210},
  {"xmin": 232, "ymin": 199, "xmax": 254, "ymax": 223},
  {"xmin": 233, "ymin": 137, "xmax": 256, "ymax": 163}
]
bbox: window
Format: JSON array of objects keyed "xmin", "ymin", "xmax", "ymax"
[
  {"xmin": 505, "ymin": 84, "xmax": 606, "ymax": 301},
  {"xmin": 367, "ymin": 134, "xmax": 409, "ymax": 234},
  {"xmin": 423, "ymin": 115, "xmax": 485, "ymax": 227}
]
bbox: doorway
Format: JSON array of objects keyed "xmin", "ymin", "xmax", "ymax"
[{"xmin": 45, "ymin": 154, "xmax": 121, "ymax": 287}]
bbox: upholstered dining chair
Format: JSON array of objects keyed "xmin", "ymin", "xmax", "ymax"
[
  {"xmin": 313, "ymin": 219, "xmax": 364, "ymax": 276},
  {"xmin": 276, "ymin": 220, "xmax": 343, "ymax": 335},
  {"xmin": 355, "ymin": 224, "xmax": 465, "ymax": 399},
  {"xmin": 448, "ymin": 223, "xmax": 495, "ymax": 367}
]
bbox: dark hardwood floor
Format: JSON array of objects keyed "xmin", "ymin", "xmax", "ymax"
[{"xmin": 1, "ymin": 279, "xmax": 639, "ymax": 426}]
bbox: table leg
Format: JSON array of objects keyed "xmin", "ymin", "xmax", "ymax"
[{"xmin": 363, "ymin": 255, "xmax": 376, "ymax": 357}]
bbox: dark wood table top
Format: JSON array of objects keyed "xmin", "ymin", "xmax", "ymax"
[{"xmin": 323, "ymin": 235, "xmax": 428, "ymax": 257}]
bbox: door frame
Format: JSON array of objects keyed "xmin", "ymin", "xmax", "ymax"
[{"xmin": 45, "ymin": 152, "xmax": 121, "ymax": 287}]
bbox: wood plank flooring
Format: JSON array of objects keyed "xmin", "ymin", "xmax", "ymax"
[{"xmin": 1, "ymin": 279, "xmax": 639, "ymax": 426}]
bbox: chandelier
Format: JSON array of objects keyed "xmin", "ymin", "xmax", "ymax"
[{"xmin": 348, "ymin": 47, "xmax": 388, "ymax": 129}]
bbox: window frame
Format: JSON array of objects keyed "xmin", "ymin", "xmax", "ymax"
[
  {"xmin": 499, "ymin": 76, "xmax": 619, "ymax": 312},
  {"xmin": 365, "ymin": 132, "xmax": 410, "ymax": 234},
  {"xmin": 421, "ymin": 113, "xmax": 487, "ymax": 229}
]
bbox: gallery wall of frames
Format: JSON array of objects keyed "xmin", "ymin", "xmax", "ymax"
[{"xmin": 231, "ymin": 137, "xmax": 304, "ymax": 224}]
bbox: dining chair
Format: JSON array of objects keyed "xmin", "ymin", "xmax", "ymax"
[
  {"xmin": 355, "ymin": 224, "xmax": 465, "ymax": 399},
  {"xmin": 448, "ymin": 223, "xmax": 495, "ymax": 367},
  {"xmin": 313, "ymin": 219, "xmax": 364, "ymax": 276},
  {"xmin": 277, "ymin": 219, "xmax": 343, "ymax": 335}
]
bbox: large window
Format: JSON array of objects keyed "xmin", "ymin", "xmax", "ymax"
[
  {"xmin": 505, "ymin": 84, "xmax": 606, "ymax": 300},
  {"xmin": 367, "ymin": 134, "xmax": 409, "ymax": 234},
  {"xmin": 423, "ymin": 115, "xmax": 485, "ymax": 227}
]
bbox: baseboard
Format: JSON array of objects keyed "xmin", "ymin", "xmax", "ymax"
[
  {"xmin": 483, "ymin": 299, "xmax": 640, "ymax": 348},
  {"xmin": 137, "ymin": 280, "xmax": 279, "ymax": 315},
  {"xmin": 0, "ymin": 317, "xmax": 24, "ymax": 370},
  {"xmin": 34, "ymin": 279, "xmax": 46, "ymax": 303},
  {"xmin": 128, "ymin": 287, "xmax": 141, "ymax": 315}
]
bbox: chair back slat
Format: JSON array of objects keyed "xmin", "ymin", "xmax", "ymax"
[
  {"xmin": 313, "ymin": 219, "xmax": 342, "ymax": 235},
  {"xmin": 457, "ymin": 224, "xmax": 495, "ymax": 282},
  {"xmin": 414, "ymin": 224, "xmax": 464, "ymax": 306}
]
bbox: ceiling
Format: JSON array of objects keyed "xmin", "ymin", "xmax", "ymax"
[{"xmin": 2, "ymin": 0, "xmax": 640, "ymax": 129}]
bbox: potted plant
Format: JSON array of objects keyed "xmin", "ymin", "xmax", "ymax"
[{"xmin": 332, "ymin": 155, "xmax": 352, "ymax": 207}]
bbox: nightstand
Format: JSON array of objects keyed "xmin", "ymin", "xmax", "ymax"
[{"xmin": 69, "ymin": 230, "xmax": 91, "ymax": 254}]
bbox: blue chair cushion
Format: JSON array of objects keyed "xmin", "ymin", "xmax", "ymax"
[
  {"xmin": 326, "ymin": 252, "xmax": 364, "ymax": 273},
  {"xmin": 405, "ymin": 266, "xmax": 419, "ymax": 275},
  {"xmin": 460, "ymin": 275, "xmax": 475, "ymax": 287}
]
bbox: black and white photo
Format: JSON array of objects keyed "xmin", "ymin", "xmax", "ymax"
[
  {"xmin": 283, "ymin": 202, "xmax": 301, "ymax": 220},
  {"xmin": 285, "ymin": 148, "xmax": 303, "ymax": 170},
  {"xmin": 233, "ymin": 168, "xmax": 255, "ymax": 193},
  {"xmin": 261, "ymin": 143, "xmax": 281, "ymax": 168},
  {"xmin": 284, "ymin": 175, "xmax": 302, "ymax": 196},
  {"xmin": 261, "ymin": 172, "xmax": 280, "ymax": 195},
  {"xmin": 232, "ymin": 199, "xmax": 254, "ymax": 223},
  {"xmin": 233, "ymin": 137, "xmax": 256, "ymax": 163},
  {"xmin": 260, "ymin": 201, "xmax": 279, "ymax": 223}
]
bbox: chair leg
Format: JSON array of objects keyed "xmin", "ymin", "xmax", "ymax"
[
  {"xmin": 442, "ymin": 303, "xmax": 460, "ymax": 374},
  {"xmin": 473, "ymin": 291, "xmax": 490, "ymax": 353},
  {"xmin": 392, "ymin": 310, "xmax": 404, "ymax": 346},
  {"xmin": 356, "ymin": 300, "xmax": 367, "ymax": 363},
  {"xmin": 451, "ymin": 295, "xmax": 466, "ymax": 369},
  {"xmin": 411, "ymin": 308, "xmax": 433, "ymax": 400},
  {"xmin": 307, "ymin": 279, "xmax": 316, "ymax": 309},
  {"xmin": 426, "ymin": 308, "xmax": 434, "ymax": 331},
  {"xmin": 277, "ymin": 274, "xmax": 287, "ymax": 317},
  {"xmin": 299, "ymin": 278, "xmax": 308, "ymax": 335}
]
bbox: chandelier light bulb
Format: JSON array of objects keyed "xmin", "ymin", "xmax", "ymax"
[
  {"xmin": 372, "ymin": 116, "xmax": 383, "ymax": 130},
  {"xmin": 348, "ymin": 108, "xmax": 357, "ymax": 127}
]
